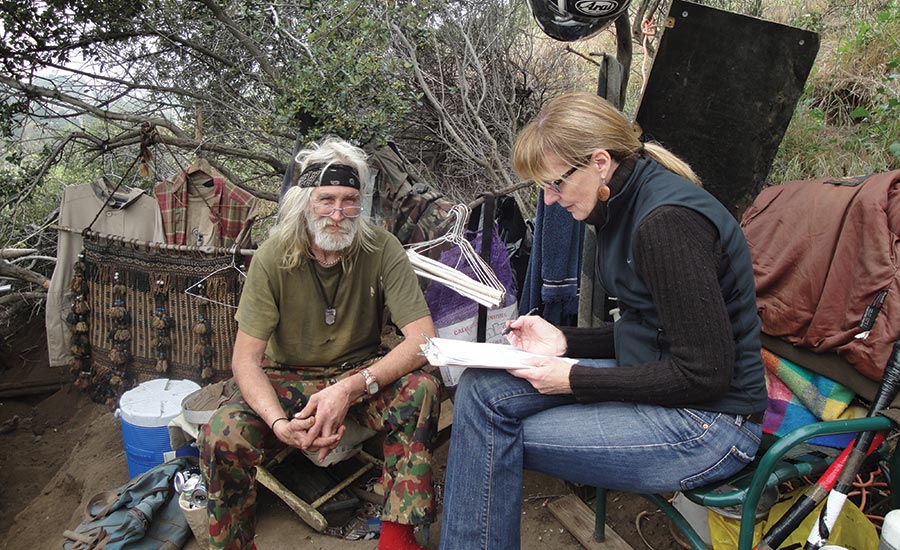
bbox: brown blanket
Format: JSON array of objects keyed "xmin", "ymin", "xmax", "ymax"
[{"xmin": 742, "ymin": 170, "xmax": 900, "ymax": 382}]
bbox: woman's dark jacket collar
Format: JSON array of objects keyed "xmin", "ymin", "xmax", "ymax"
[{"xmin": 584, "ymin": 156, "xmax": 638, "ymax": 227}]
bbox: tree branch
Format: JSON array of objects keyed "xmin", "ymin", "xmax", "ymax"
[
  {"xmin": 25, "ymin": 30, "xmax": 157, "ymax": 55},
  {"xmin": 1, "ymin": 76, "xmax": 190, "ymax": 139},
  {"xmin": 155, "ymin": 134, "xmax": 286, "ymax": 175},
  {"xmin": 0, "ymin": 134, "xmax": 80, "ymax": 214},
  {"xmin": 196, "ymin": 0, "xmax": 281, "ymax": 86},
  {"xmin": 0, "ymin": 292, "xmax": 47, "ymax": 307},
  {"xmin": 0, "ymin": 261, "xmax": 49, "ymax": 288},
  {"xmin": 390, "ymin": 23, "xmax": 491, "ymax": 176},
  {"xmin": 0, "ymin": 249, "xmax": 38, "ymax": 260},
  {"xmin": 155, "ymin": 32, "xmax": 241, "ymax": 69},
  {"xmin": 34, "ymin": 58, "xmax": 223, "ymax": 107},
  {"xmin": 564, "ymin": 46, "xmax": 603, "ymax": 67}
]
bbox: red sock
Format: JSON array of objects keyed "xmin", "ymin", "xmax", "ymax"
[{"xmin": 378, "ymin": 520, "xmax": 423, "ymax": 550}]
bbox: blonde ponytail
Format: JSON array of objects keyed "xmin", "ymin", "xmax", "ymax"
[{"xmin": 643, "ymin": 142, "xmax": 701, "ymax": 186}]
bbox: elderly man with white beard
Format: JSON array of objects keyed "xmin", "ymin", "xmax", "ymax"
[{"xmin": 199, "ymin": 137, "xmax": 439, "ymax": 550}]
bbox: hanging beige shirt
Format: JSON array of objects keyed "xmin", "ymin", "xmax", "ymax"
[
  {"xmin": 185, "ymin": 180, "xmax": 217, "ymax": 247},
  {"xmin": 45, "ymin": 181, "xmax": 165, "ymax": 367}
]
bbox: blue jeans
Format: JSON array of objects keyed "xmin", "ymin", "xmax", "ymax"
[{"xmin": 439, "ymin": 365, "xmax": 762, "ymax": 550}]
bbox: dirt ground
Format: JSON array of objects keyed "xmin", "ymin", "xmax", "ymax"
[{"xmin": 0, "ymin": 314, "xmax": 681, "ymax": 550}]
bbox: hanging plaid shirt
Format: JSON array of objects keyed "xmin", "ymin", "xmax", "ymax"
[{"xmin": 154, "ymin": 159, "xmax": 258, "ymax": 248}]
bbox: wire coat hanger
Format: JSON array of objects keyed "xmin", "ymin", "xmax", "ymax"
[
  {"xmin": 184, "ymin": 218, "xmax": 256, "ymax": 308},
  {"xmin": 406, "ymin": 204, "xmax": 506, "ymax": 308},
  {"xmin": 184, "ymin": 253, "xmax": 247, "ymax": 309}
]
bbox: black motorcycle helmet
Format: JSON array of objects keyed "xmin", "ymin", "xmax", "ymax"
[{"xmin": 527, "ymin": 0, "xmax": 631, "ymax": 42}]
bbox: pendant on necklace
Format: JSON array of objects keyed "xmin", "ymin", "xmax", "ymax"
[{"xmin": 325, "ymin": 308, "xmax": 337, "ymax": 325}]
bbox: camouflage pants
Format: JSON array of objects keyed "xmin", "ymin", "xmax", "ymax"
[{"xmin": 198, "ymin": 364, "xmax": 440, "ymax": 550}]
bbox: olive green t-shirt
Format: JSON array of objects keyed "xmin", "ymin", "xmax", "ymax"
[{"xmin": 235, "ymin": 226, "xmax": 430, "ymax": 366}]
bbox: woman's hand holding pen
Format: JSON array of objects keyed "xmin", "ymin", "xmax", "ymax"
[
  {"xmin": 504, "ymin": 312, "xmax": 567, "ymax": 357},
  {"xmin": 504, "ymin": 312, "xmax": 572, "ymax": 394}
]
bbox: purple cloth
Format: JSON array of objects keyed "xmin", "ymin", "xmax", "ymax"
[{"xmin": 424, "ymin": 228, "xmax": 517, "ymax": 328}]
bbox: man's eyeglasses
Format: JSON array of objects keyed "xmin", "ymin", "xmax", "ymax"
[
  {"xmin": 539, "ymin": 165, "xmax": 578, "ymax": 193},
  {"xmin": 313, "ymin": 203, "xmax": 362, "ymax": 218}
]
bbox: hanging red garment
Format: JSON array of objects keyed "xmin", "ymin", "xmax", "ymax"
[{"xmin": 154, "ymin": 158, "xmax": 257, "ymax": 248}]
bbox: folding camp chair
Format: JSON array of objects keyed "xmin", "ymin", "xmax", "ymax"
[
  {"xmin": 256, "ymin": 422, "xmax": 382, "ymax": 533},
  {"xmin": 590, "ymin": 338, "xmax": 900, "ymax": 550}
]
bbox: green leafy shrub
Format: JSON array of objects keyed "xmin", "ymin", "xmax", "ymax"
[{"xmin": 772, "ymin": 0, "xmax": 900, "ymax": 182}]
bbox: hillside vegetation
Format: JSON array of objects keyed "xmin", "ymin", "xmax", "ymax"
[{"xmin": 770, "ymin": 0, "xmax": 900, "ymax": 182}]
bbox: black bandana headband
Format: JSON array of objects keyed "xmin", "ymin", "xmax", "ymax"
[{"xmin": 297, "ymin": 163, "xmax": 361, "ymax": 189}]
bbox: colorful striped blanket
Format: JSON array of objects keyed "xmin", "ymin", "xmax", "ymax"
[{"xmin": 761, "ymin": 348, "xmax": 866, "ymax": 448}]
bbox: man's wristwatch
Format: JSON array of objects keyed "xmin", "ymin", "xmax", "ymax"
[{"xmin": 360, "ymin": 368, "xmax": 379, "ymax": 396}]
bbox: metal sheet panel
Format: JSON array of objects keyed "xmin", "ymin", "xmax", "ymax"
[{"xmin": 636, "ymin": 0, "xmax": 819, "ymax": 215}]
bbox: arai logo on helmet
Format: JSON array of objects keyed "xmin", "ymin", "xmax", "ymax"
[{"xmin": 572, "ymin": 0, "xmax": 620, "ymax": 16}]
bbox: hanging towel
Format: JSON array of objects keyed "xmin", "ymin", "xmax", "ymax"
[{"xmin": 520, "ymin": 192, "xmax": 583, "ymax": 326}]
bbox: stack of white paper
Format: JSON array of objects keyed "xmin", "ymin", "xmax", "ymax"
[{"xmin": 421, "ymin": 337, "xmax": 577, "ymax": 369}]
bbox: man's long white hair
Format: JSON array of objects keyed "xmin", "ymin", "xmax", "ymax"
[{"xmin": 271, "ymin": 137, "xmax": 377, "ymax": 271}]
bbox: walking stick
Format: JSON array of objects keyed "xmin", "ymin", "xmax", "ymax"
[{"xmin": 755, "ymin": 338, "xmax": 900, "ymax": 550}]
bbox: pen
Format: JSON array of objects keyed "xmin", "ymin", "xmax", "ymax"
[{"xmin": 502, "ymin": 307, "xmax": 540, "ymax": 335}]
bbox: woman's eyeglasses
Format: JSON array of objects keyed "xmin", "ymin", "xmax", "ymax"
[{"xmin": 538, "ymin": 165, "xmax": 578, "ymax": 193}]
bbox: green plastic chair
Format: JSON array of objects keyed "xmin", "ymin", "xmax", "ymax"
[{"xmin": 593, "ymin": 414, "xmax": 898, "ymax": 550}]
